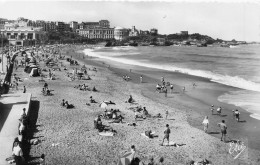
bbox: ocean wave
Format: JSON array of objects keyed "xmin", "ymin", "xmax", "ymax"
[
  {"xmin": 83, "ymin": 48, "xmax": 260, "ymax": 92},
  {"xmin": 112, "ymin": 46, "xmax": 137, "ymax": 50},
  {"xmin": 218, "ymin": 90, "xmax": 260, "ymax": 120},
  {"xmin": 185, "ymin": 53, "xmax": 260, "ymax": 60}
]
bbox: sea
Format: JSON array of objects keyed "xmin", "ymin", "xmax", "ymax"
[{"xmin": 83, "ymin": 44, "xmax": 260, "ymax": 120}]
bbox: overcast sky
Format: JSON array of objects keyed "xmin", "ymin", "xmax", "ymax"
[{"xmin": 0, "ymin": 0, "xmax": 260, "ymax": 41}]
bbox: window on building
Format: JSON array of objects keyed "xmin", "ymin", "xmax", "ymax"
[{"xmin": 28, "ymin": 33, "xmax": 33, "ymax": 40}]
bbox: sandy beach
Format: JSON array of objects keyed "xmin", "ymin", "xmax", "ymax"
[{"xmin": 6, "ymin": 45, "xmax": 260, "ymax": 165}]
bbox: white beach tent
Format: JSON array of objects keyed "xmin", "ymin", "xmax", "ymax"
[
  {"xmin": 117, "ymin": 152, "xmax": 133, "ymax": 165},
  {"xmin": 99, "ymin": 101, "xmax": 116, "ymax": 109}
]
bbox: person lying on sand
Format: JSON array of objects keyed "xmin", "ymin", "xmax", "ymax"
[
  {"xmin": 92, "ymin": 86, "xmax": 97, "ymax": 92},
  {"xmin": 90, "ymin": 96, "xmax": 97, "ymax": 103},
  {"xmin": 127, "ymin": 123, "xmax": 136, "ymax": 127},
  {"xmin": 153, "ymin": 113, "xmax": 163, "ymax": 118},
  {"xmin": 109, "ymin": 115, "xmax": 124, "ymax": 123},
  {"xmin": 65, "ymin": 101, "xmax": 74, "ymax": 109},
  {"xmin": 128, "ymin": 106, "xmax": 142, "ymax": 112},
  {"xmin": 144, "ymin": 130, "xmax": 158, "ymax": 138},
  {"xmin": 135, "ymin": 111, "xmax": 145, "ymax": 120}
]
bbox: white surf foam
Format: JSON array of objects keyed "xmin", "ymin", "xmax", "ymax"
[
  {"xmin": 83, "ymin": 48, "xmax": 260, "ymax": 92},
  {"xmin": 218, "ymin": 90, "xmax": 260, "ymax": 120}
]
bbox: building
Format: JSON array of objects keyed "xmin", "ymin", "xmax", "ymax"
[
  {"xmin": 77, "ymin": 20, "xmax": 114, "ymax": 39},
  {"xmin": 114, "ymin": 26, "xmax": 129, "ymax": 41},
  {"xmin": 64, "ymin": 23, "xmax": 71, "ymax": 32},
  {"xmin": 79, "ymin": 20, "xmax": 110, "ymax": 29},
  {"xmin": 77, "ymin": 27, "xmax": 114, "ymax": 39},
  {"xmin": 55, "ymin": 21, "xmax": 65, "ymax": 31},
  {"xmin": 139, "ymin": 30, "xmax": 149, "ymax": 35},
  {"xmin": 0, "ymin": 26, "xmax": 44, "ymax": 46},
  {"xmin": 0, "ymin": 19, "xmax": 7, "ymax": 30},
  {"xmin": 99, "ymin": 20, "xmax": 110, "ymax": 28},
  {"xmin": 43, "ymin": 21, "xmax": 57, "ymax": 32},
  {"xmin": 180, "ymin": 31, "xmax": 188, "ymax": 35},
  {"xmin": 150, "ymin": 28, "xmax": 158, "ymax": 35},
  {"xmin": 129, "ymin": 26, "xmax": 139, "ymax": 37},
  {"xmin": 70, "ymin": 21, "xmax": 78, "ymax": 32}
]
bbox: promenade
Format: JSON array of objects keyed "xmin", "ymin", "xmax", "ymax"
[{"xmin": 0, "ymin": 93, "xmax": 31, "ymax": 165}]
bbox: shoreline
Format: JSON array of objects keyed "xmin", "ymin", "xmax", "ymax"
[
  {"xmin": 16, "ymin": 44, "xmax": 259, "ymax": 164},
  {"xmin": 80, "ymin": 48, "xmax": 260, "ymax": 151}
]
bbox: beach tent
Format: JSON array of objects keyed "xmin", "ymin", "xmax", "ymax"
[
  {"xmin": 25, "ymin": 65, "xmax": 38, "ymax": 74},
  {"xmin": 29, "ymin": 68, "xmax": 39, "ymax": 77},
  {"xmin": 100, "ymin": 101, "xmax": 116, "ymax": 109},
  {"xmin": 117, "ymin": 152, "xmax": 133, "ymax": 165}
]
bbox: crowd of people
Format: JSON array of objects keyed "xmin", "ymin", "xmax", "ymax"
[{"xmin": 2, "ymin": 44, "xmax": 244, "ymax": 165}]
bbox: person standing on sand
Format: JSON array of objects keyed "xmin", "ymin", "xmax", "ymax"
[
  {"xmin": 183, "ymin": 86, "xmax": 185, "ymax": 93},
  {"xmin": 165, "ymin": 110, "xmax": 169, "ymax": 119},
  {"xmin": 140, "ymin": 75, "xmax": 143, "ymax": 83},
  {"xmin": 217, "ymin": 107, "xmax": 222, "ymax": 115},
  {"xmin": 164, "ymin": 88, "xmax": 167, "ymax": 97},
  {"xmin": 23, "ymin": 86, "xmax": 26, "ymax": 93},
  {"xmin": 72, "ymin": 68, "xmax": 75, "ymax": 79},
  {"xmin": 202, "ymin": 116, "xmax": 209, "ymax": 133},
  {"xmin": 161, "ymin": 76, "xmax": 164, "ymax": 83},
  {"xmin": 234, "ymin": 109, "xmax": 240, "ymax": 122},
  {"xmin": 218, "ymin": 120, "xmax": 227, "ymax": 142},
  {"xmin": 170, "ymin": 84, "xmax": 174, "ymax": 93},
  {"xmin": 130, "ymin": 145, "xmax": 136, "ymax": 163},
  {"xmin": 211, "ymin": 105, "xmax": 214, "ymax": 115},
  {"xmin": 161, "ymin": 124, "xmax": 170, "ymax": 146}
]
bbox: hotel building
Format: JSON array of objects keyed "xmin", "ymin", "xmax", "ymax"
[{"xmin": 77, "ymin": 20, "xmax": 114, "ymax": 39}]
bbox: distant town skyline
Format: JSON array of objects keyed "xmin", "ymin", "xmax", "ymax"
[{"xmin": 0, "ymin": 0, "xmax": 260, "ymax": 41}]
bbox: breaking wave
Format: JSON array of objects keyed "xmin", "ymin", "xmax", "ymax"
[{"xmin": 83, "ymin": 48, "xmax": 260, "ymax": 92}]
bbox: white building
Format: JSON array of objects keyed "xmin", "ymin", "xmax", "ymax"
[
  {"xmin": 114, "ymin": 26, "xmax": 129, "ymax": 41},
  {"xmin": 77, "ymin": 27, "xmax": 114, "ymax": 39},
  {"xmin": 0, "ymin": 27, "xmax": 44, "ymax": 46}
]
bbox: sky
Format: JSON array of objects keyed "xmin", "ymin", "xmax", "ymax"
[{"xmin": 0, "ymin": 0, "xmax": 260, "ymax": 41}]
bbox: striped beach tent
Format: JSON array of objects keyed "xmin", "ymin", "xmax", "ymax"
[{"xmin": 117, "ymin": 152, "xmax": 133, "ymax": 165}]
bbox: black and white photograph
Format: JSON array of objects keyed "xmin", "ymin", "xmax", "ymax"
[{"xmin": 0, "ymin": 0, "xmax": 260, "ymax": 164}]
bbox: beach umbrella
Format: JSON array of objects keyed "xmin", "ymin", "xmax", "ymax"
[{"xmin": 117, "ymin": 152, "xmax": 132, "ymax": 165}]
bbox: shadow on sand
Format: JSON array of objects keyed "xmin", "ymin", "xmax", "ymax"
[
  {"xmin": 208, "ymin": 131, "xmax": 220, "ymax": 135},
  {"xmin": 0, "ymin": 101, "xmax": 29, "ymax": 132},
  {"xmin": 23, "ymin": 100, "xmax": 42, "ymax": 164}
]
